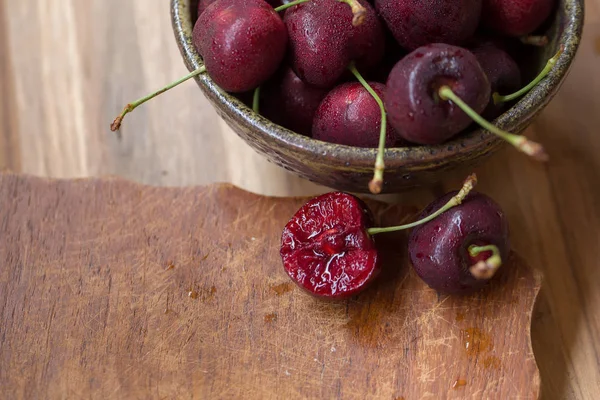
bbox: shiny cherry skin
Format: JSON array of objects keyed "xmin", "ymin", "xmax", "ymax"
[
  {"xmin": 482, "ymin": 0, "xmax": 555, "ymax": 37},
  {"xmin": 261, "ymin": 67, "xmax": 328, "ymax": 136},
  {"xmin": 375, "ymin": 0, "xmax": 482, "ymax": 51},
  {"xmin": 312, "ymin": 82, "xmax": 401, "ymax": 147},
  {"xmin": 385, "ymin": 43, "xmax": 490, "ymax": 145},
  {"xmin": 284, "ymin": 0, "xmax": 385, "ymax": 88},
  {"xmin": 408, "ymin": 191, "xmax": 510, "ymax": 295},
  {"xmin": 193, "ymin": 0, "xmax": 288, "ymax": 92},
  {"xmin": 197, "ymin": 0, "xmax": 285, "ymax": 17},
  {"xmin": 471, "ymin": 41, "xmax": 521, "ymax": 119}
]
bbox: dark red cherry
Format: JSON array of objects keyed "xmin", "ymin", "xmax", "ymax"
[
  {"xmin": 312, "ymin": 82, "xmax": 400, "ymax": 147},
  {"xmin": 193, "ymin": 0, "xmax": 288, "ymax": 92},
  {"xmin": 471, "ymin": 42, "xmax": 521, "ymax": 119},
  {"xmin": 284, "ymin": 0, "xmax": 385, "ymax": 88},
  {"xmin": 385, "ymin": 43, "xmax": 490, "ymax": 145},
  {"xmin": 197, "ymin": 0, "xmax": 217, "ymax": 16},
  {"xmin": 408, "ymin": 191, "xmax": 510, "ymax": 295},
  {"xmin": 482, "ymin": 0, "xmax": 555, "ymax": 37},
  {"xmin": 261, "ymin": 67, "xmax": 328, "ymax": 136},
  {"xmin": 365, "ymin": 26, "xmax": 408, "ymax": 83},
  {"xmin": 280, "ymin": 192, "xmax": 380, "ymax": 299},
  {"xmin": 197, "ymin": 0, "xmax": 284, "ymax": 17},
  {"xmin": 375, "ymin": 0, "xmax": 482, "ymax": 51}
]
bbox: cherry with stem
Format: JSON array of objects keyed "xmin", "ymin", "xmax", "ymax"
[
  {"xmin": 347, "ymin": 62, "xmax": 387, "ymax": 194},
  {"xmin": 384, "ymin": 43, "xmax": 543, "ymax": 158},
  {"xmin": 251, "ymin": 0, "xmax": 368, "ymax": 117},
  {"xmin": 111, "ymin": 66, "xmax": 205, "ymax": 132},
  {"xmin": 493, "ymin": 45, "xmax": 563, "ymax": 105},
  {"xmin": 367, "ymin": 173, "xmax": 477, "ymax": 235},
  {"xmin": 110, "ymin": 0, "xmax": 310, "ymax": 132},
  {"xmin": 437, "ymin": 86, "xmax": 548, "ymax": 161},
  {"xmin": 408, "ymin": 178, "xmax": 509, "ymax": 294}
]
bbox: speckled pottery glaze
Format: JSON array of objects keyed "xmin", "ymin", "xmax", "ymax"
[{"xmin": 171, "ymin": 0, "xmax": 583, "ymax": 193}]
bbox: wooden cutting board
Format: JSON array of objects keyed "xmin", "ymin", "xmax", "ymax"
[{"xmin": 0, "ymin": 174, "xmax": 541, "ymax": 399}]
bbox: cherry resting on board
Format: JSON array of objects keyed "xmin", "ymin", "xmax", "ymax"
[
  {"xmin": 280, "ymin": 175, "xmax": 478, "ymax": 299},
  {"xmin": 408, "ymin": 191, "xmax": 510, "ymax": 294}
]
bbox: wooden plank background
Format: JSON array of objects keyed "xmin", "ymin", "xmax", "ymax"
[{"xmin": 0, "ymin": 0, "xmax": 599, "ymax": 398}]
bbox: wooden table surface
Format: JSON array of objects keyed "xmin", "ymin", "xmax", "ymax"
[{"xmin": 0, "ymin": 0, "xmax": 599, "ymax": 398}]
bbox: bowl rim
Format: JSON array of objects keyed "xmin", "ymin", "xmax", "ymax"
[{"xmin": 170, "ymin": 0, "xmax": 584, "ymax": 169}]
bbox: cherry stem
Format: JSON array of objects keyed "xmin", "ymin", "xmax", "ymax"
[
  {"xmin": 274, "ymin": 0, "xmax": 310, "ymax": 12},
  {"xmin": 520, "ymin": 35, "xmax": 549, "ymax": 46},
  {"xmin": 110, "ymin": 65, "xmax": 207, "ymax": 132},
  {"xmin": 347, "ymin": 62, "xmax": 387, "ymax": 194},
  {"xmin": 494, "ymin": 45, "xmax": 564, "ymax": 104},
  {"xmin": 338, "ymin": 0, "xmax": 367, "ymax": 26},
  {"xmin": 468, "ymin": 244, "xmax": 502, "ymax": 280},
  {"xmin": 253, "ymin": 87, "xmax": 261, "ymax": 114},
  {"xmin": 438, "ymin": 86, "xmax": 548, "ymax": 161},
  {"xmin": 367, "ymin": 173, "xmax": 477, "ymax": 235}
]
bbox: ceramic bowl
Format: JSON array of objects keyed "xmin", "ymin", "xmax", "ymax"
[{"xmin": 171, "ymin": 0, "xmax": 583, "ymax": 193}]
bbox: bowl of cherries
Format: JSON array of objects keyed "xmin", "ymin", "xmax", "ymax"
[{"xmin": 113, "ymin": 0, "xmax": 582, "ymax": 194}]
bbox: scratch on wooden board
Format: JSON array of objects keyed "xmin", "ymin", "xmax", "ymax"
[{"xmin": 418, "ymin": 360, "xmax": 460, "ymax": 384}]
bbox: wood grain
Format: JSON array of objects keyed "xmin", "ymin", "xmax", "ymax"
[
  {"xmin": 0, "ymin": 0, "xmax": 600, "ymax": 398},
  {"xmin": 0, "ymin": 174, "xmax": 541, "ymax": 399},
  {"xmin": 0, "ymin": 0, "xmax": 20, "ymax": 171}
]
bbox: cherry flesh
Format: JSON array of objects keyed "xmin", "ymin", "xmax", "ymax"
[
  {"xmin": 482, "ymin": 0, "xmax": 555, "ymax": 37},
  {"xmin": 408, "ymin": 191, "xmax": 509, "ymax": 295},
  {"xmin": 261, "ymin": 67, "xmax": 328, "ymax": 136},
  {"xmin": 471, "ymin": 41, "xmax": 521, "ymax": 119},
  {"xmin": 193, "ymin": 0, "xmax": 288, "ymax": 93},
  {"xmin": 312, "ymin": 82, "xmax": 400, "ymax": 147},
  {"xmin": 280, "ymin": 192, "xmax": 380, "ymax": 299},
  {"xmin": 385, "ymin": 43, "xmax": 490, "ymax": 145},
  {"xmin": 375, "ymin": 0, "xmax": 482, "ymax": 51},
  {"xmin": 284, "ymin": 0, "xmax": 385, "ymax": 88}
]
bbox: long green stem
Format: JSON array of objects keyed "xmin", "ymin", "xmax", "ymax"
[
  {"xmin": 438, "ymin": 86, "xmax": 548, "ymax": 161},
  {"xmin": 367, "ymin": 174, "xmax": 477, "ymax": 235},
  {"xmin": 494, "ymin": 46, "xmax": 564, "ymax": 104},
  {"xmin": 274, "ymin": 0, "xmax": 310, "ymax": 12},
  {"xmin": 468, "ymin": 244, "xmax": 502, "ymax": 279},
  {"xmin": 111, "ymin": 65, "xmax": 207, "ymax": 131},
  {"xmin": 253, "ymin": 87, "xmax": 261, "ymax": 114},
  {"xmin": 347, "ymin": 62, "xmax": 387, "ymax": 194}
]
